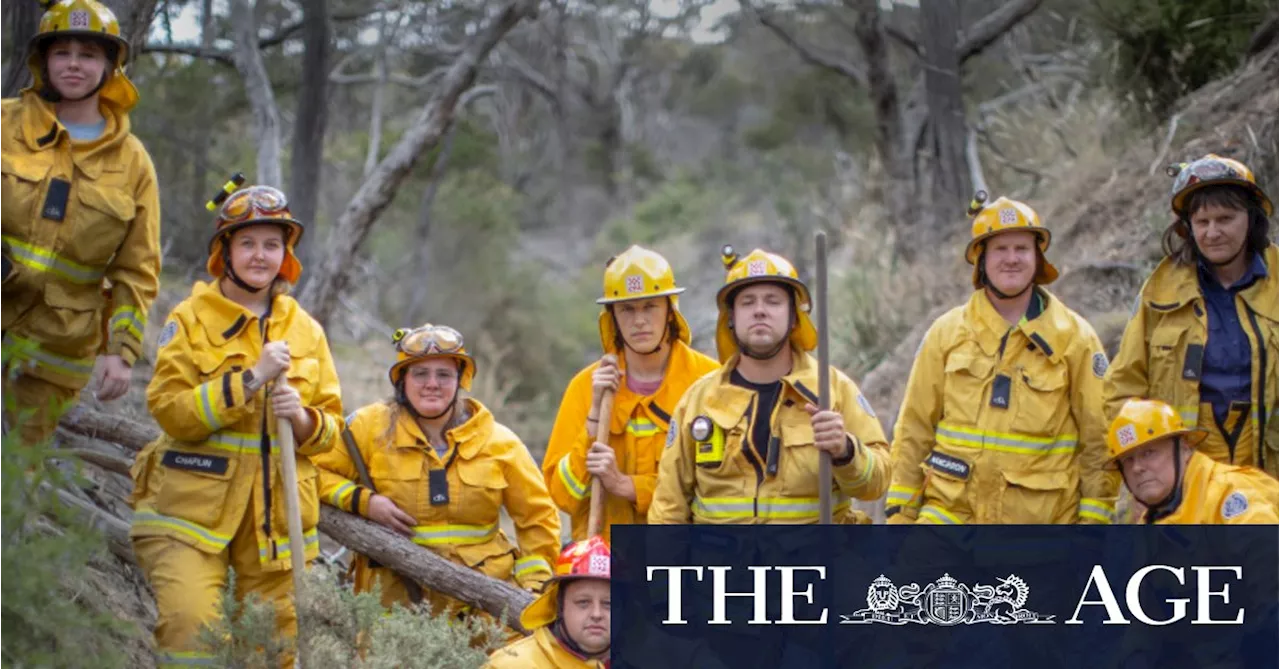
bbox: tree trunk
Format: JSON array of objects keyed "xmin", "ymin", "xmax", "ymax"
[
  {"xmin": 290, "ymin": 0, "xmax": 331, "ymax": 272},
  {"xmin": 299, "ymin": 0, "xmax": 538, "ymax": 328},
  {"xmin": 105, "ymin": 0, "xmax": 160, "ymax": 59},
  {"xmin": 230, "ymin": 0, "xmax": 284, "ymax": 188},
  {"xmin": 921, "ymin": 0, "xmax": 969, "ymax": 232},
  {"xmin": 402, "ymin": 125, "xmax": 459, "ymax": 321},
  {"xmin": 1, "ymin": 0, "xmax": 42, "ymax": 97},
  {"xmin": 852, "ymin": 0, "xmax": 915, "ymax": 257},
  {"xmin": 200, "ymin": 0, "xmax": 215, "ymax": 49}
]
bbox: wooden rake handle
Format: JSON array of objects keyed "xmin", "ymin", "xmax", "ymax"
[{"xmin": 586, "ymin": 389, "xmax": 615, "ymax": 538}]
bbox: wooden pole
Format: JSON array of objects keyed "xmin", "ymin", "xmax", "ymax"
[
  {"xmin": 586, "ymin": 389, "xmax": 615, "ymax": 538},
  {"xmin": 815, "ymin": 231, "xmax": 833, "ymax": 525},
  {"xmin": 274, "ymin": 379, "xmax": 309, "ymax": 666}
]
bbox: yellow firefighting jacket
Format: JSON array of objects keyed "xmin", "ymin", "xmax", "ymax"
[
  {"xmin": 484, "ymin": 627, "xmax": 604, "ymax": 669},
  {"xmin": 128, "ymin": 281, "xmax": 342, "ymax": 569},
  {"xmin": 648, "ymin": 345, "xmax": 890, "ymax": 524},
  {"xmin": 1150, "ymin": 450, "xmax": 1279, "ymax": 524},
  {"xmin": 545, "ymin": 339, "xmax": 719, "ymax": 541},
  {"xmin": 888, "ymin": 288, "xmax": 1118, "ymax": 524},
  {"xmin": 1105, "ymin": 246, "xmax": 1278, "ymax": 477},
  {"xmin": 314, "ymin": 399, "xmax": 560, "ymax": 598},
  {"xmin": 1, "ymin": 90, "xmax": 160, "ymax": 386}
]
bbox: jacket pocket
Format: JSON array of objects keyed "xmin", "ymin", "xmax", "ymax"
[
  {"xmin": 286, "ymin": 357, "xmax": 320, "ymax": 402},
  {"xmin": 455, "ymin": 536, "xmax": 517, "ymax": 582},
  {"xmin": 154, "ymin": 447, "xmax": 238, "ymax": 527},
  {"xmin": 778, "ymin": 419, "xmax": 818, "ymax": 497},
  {"xmin": 455, "ymin": 456, "xmax": 506, "ymax": 521},
  {"xmin": 367, "ymin": 448, "xmax": 423, "ymax": 516},
  {"xmin": 1012, "ymin": 362, "xmax": 1070, "ymax": 438},
  {"xmin": 128, "ymin": 440, "xmax": 161, "ymax": 508},
  {"xmin": 71, "ymin": 180, "xmax": 134, "ymax": 267},
  {"xmin": 919, "ymin": 460, "xmax": 969, "ymax": 523},
  {"xmin": 942, "ymin": 351, "xmax": 994, "ymax": 425},
  {"xmin": 1148, "ymin": 325, "xmax": 1194, "ymax": 408},
  {"xmin": 1, "ymin": 155, "xmax": 51, "ymax": 235},
  {"xmin": 999, "ymin": 468, "xmax": 1077, "ymax": 524},
  {"xmin": 38, "ymin": 281, "xmax": 103, "ymax": 352}
]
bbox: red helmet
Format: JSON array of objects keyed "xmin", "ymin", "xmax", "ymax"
[{"xmin": 520, "ymin": 537, "xmax": 611, "ymax": 630}]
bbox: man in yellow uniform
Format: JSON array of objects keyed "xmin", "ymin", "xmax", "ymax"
[
  {"xmin": 544, "ymin": 245, "xmax": 718, "ymax": 541},
  {"xmin": 1105, "ymin": 398, "xmax": 1278, "ymax": 524},
  {"xmin": 1105, "ymin": 154, "xmax": 1277, "ymax": 478},
  {"xmin": 485, "ymin": 536, "xmax": 612, "ymax": 668},
  {"xmin": 648, "ymin": 247, "xmax": 889, "ymax": 525},
  {"xmin": 887, "ymin": 195, "xmax": 1118, "ymax": 524},
  {"xmin": 2, "ymin": 0, "xmax": 161, "ymax": 445}
]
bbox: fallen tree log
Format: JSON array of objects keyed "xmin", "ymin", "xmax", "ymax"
[
  {"xmin": 319, "ymin": 506, "xmax": 536, "ymax": 633},
  {"xmin": 56, "ymin": 405, "xmax": 537, "ymax": 632}
]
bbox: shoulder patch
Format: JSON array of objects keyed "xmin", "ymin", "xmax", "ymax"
[
  {"xmin": 856, "ymin": 393, "xmax": 877, "ymax": 418},
  {"xmin": 157, "ymin": 320, "xmax": 178, "ymax": 348},
  {"xmin": 1221, "ymin": 491, "xmax": 1249, "ymax": 520},
  {"xmin": 1092, "ymin": 351, "xmax": 1109, "ymax": 378},
  {"xmin": 666, "ymin": 424, "xmax": 677, "ymax": 449}
]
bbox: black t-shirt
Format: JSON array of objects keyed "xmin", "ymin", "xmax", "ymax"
[{"xmin": 730, "ymin": 369, "xmax": 782, "ymax": 462}]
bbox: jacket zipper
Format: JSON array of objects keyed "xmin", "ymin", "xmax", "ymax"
[
  {"xmin": 1244, "ymin": 307, "xmax": 1268, "ymax": 472},
  {"xmin": 739, "ymin": 397, "xmax": 764, "ymax": 518}
]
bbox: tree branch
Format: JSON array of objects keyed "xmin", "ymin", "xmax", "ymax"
[
  {"xmin": 742, "ymin": 1, "xmax": 868, "ymax": 88},
  {"xmin": 885, "ymin": 24, "xmax": 920, "ymax": 56},
  {"xmin": 140, "ymin": 8, "xmax": 373, "ymax": 67},
  {"xmin": 299, "ymin": 0, "xmax": 539, "ymax": 327},
  {"xmin": 958, "ymin": 0, "xmax": 1043, "ymax": 63}
]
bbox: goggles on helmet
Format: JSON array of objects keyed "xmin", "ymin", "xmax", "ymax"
[{"xmin": 394, "ymin": 324, "xmax": 464, "ymax": 357}]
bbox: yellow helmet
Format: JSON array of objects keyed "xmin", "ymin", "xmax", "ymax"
[
  {"xmin": 388, "ymin": 324, "xmax": 475, "ymax": 391},
  {"xmin": 1104, "ymin": 399, "xmax": 1206, "ymax": 468},
  {"xmin": 26, "ymin": 0, "xmax": 137, "ymax": 112},
  {"xmin": 205, "ymin": 183, "xmax": 306, "ymax": 285},
  {"xmin": 1168, "ymin": 154, "xmax": 1274, "ymax": 218},
  {"xmin": 965, "ymin": 193, "xmax": 1058, "ymax": 289},
  {"xmin": 714, "ymin": 246, "xmax": 817, "ymax": 363},
  {"xmin": 596, "ymin": 245, "xmax": 691, "ymax": 354}
]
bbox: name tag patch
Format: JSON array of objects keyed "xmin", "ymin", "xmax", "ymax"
[
  {"xmin": 162, "ymin": 450, "xmax": 229, "ymax": 476},
  {"xmin": 927, "ymin": 451, "xmax": 971, "ymax": 480}
]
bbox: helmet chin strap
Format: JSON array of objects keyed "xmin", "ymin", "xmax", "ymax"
[
  {"xmin": 39, "ymin": 61, "xmax": 110, "ymax": 104},
  {"xmin": 978, "ymin": 254, "xmax": 1034, "ymax": 300},
  {"xmin": 1126, "ymin": 438, "xmax": 1186, "ymax": 523},
  {"xmin": 221, "ymin": 243, "xmax": 267, "ymax": 294},
  {"xmin": 396, "ymin": 379, "xmax": 457, "ymax": 421},
  {"xmin": 731, "ymin": 309, "xmax": 793, "ymax": 360}
]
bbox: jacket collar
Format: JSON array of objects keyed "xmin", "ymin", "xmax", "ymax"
[
  {"xmin": 705, "ymin": 345, "xmax": 822, "ymax": 427},
  {"xmin": 188, "ymin": 280, "xmax": 305, "ymax": 349},
  {"xmin": 1144, "ymin": 245, "xmax": 1279, "ymax": 320},
  {"xmin": 965, "ymin": 287, "xmax": 1071, "ymax": 362},
  {"xmin": 609, "ymin": 339, "xmax": 705, "ymax": 431},
  {"xmin": 17, "ymin": 90, "xmax": 130, "ymax": 179}
]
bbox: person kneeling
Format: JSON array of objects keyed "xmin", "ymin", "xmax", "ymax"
[
  {"xmin": 485, "ymin": 537, "xmax": 610, "ymax": 668},
  {"xmin": 1106, "ymin": 399, "xmax": 1278, "ymax": 524}
]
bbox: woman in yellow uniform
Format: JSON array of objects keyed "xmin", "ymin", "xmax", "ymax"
[
  {"xmin": 128, "ymin": 184, "xmax": 343, "ymax": 668},
  {"xmin": 313, "ymin": 323, "xmax": 560, "ymax": 620},
  {"xmin": 1106, "ymin": 154, "xmax": 1277, "ymax": 479},
  {"xmin": 2, "ymin": 0, "xmax": 161, "ymax": 445}
]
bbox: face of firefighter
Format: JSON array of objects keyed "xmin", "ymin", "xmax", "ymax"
[
  {"xmin": 732, "ymin": 283, "xmax": 791, "ymax": 357},
  {"xmin": 561, "ymin": 579, "xmax": 610, "ymax": 654},
  {"xmin": 1189, "ymin": 202, "xmax": 1250, "ymax": 266},
  {"xmin": 227, "ymin": 226, "xmax": 286, "ymax": 289},
  {"xmin": 45, "ymin": 38, "xmax": 108, "ymax": 101},
  {"xmin": 404, "ymin": 358, "xmax": 459, "ymax": 417},
  {"xmin": 982, "ymin": 230, "xmax": 1038, "ymax": 296},
  {"xmin": 614, "ymin": 296, "xmax": 669, "ymax": 352},
  {"xmin": 1116, "ymin": 436, "xmax": 1191, "ymax": 506}
]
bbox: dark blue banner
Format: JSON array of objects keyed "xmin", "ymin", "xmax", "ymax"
[{"xmin": 611, "ymin": 526, "xmax": 1279, "ymax": 669}]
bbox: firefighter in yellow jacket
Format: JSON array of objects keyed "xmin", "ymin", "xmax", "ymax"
[
  {"xmin": 648, "ymin": 247, "xmax": 890, "ymax": 525},
  {"xmin": 1106, "ymin": 398, "xmax": 1278, "ymax": 524},
  {"xmin": 545, "ymin": 245, "xmax": 719, "ymax": 541},
  {"xmin": 128, "ymin": 184, "xmax": 342, "ymax": 668},
  {"xmin": 887, "ymin": 194, "xmax": 1118, "ymax": 525},
  {"xmin": 2, "ymin": 0, "xmax": 160, "ymax": 445},
  {"xmin": 485, "ymin": 536, "xmax": 612, "ymax": 668},
  {"xmin": 313, "ymin": 322, "xmax": 560, "ymax": 617},
  {"xmin": 1105, "ymin": 154, "xmax": 1277, "ymax": 479}
]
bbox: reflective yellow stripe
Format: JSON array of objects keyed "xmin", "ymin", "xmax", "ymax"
[
  {"xmin": 1176, "ymin": 405, "xmax": 1199, "ymax": 426},
  {"xmin": 109, "ymin": 305, "xmax": 146, "ymax": 341},
  {"xmin": 886, "ymin": 485, "xmax": 918, "ymax": 505},
  {"xmin": 1078, "ymin": 498, "xmax": 1113, "ymax": 524},
  {"xmin": 935, "ymin": 422, "xmax": 1077, "ymax": 456},
  {"xmin": 514, "ymin": 556, "xmax": 551, "ymax": 577},
  {"xmin": 918, "ymin": 505, "xmax": 962, "ymax": 525},
  {"xmin": 204, "ymin": 430, "xmax": 275, "ymax": 455},
  {"xmin": 557, "ymin": 453, "xmax": 588, "ymax": 500},
  {"xmin": 411, "ymin": 522, "xmax": 498, "ymax": 546},
  {"xmin": 133, "ymin": 510, "xmax": 232, "ymax": 551},
  {"xmin": 1, "ymin": 235, "xmax": 105, "ymax": 284},
  {"xmin": 844, "ymin": 449, "xmax": 877, "ymax": 486},
  {"xmin": 2, "ymin": 333, "xmax": 95, "ymax": 380},
  {"xmin": 157, "ymin": 651, "xmax": 219, "ymax": 667},
  {"xmin": 693, "ymin": 496, "xmax": 851, "ymax": 520},
  {"xmin": 192, "ymin": 381, "xmax": 225, "ymax": 431},
  {"xmin": 626, "ymin": 418, "xmax": 659, "ymax": 437},
  {"xmin": 259, "ymin": 527, "xmax": 320, "ymax": 561},
  {"xmin": 330, "ymin": 481, "xmax": 357, "ymax": 508}
]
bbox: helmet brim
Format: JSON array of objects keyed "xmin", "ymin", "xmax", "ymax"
[
  {"xmin": 1171, "ymin": 179, "xmax": 1275, "ymax": 218},
  {"xmin": 1104, "ymin": 427, "xmax": 1208, "ymax": 469}
]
